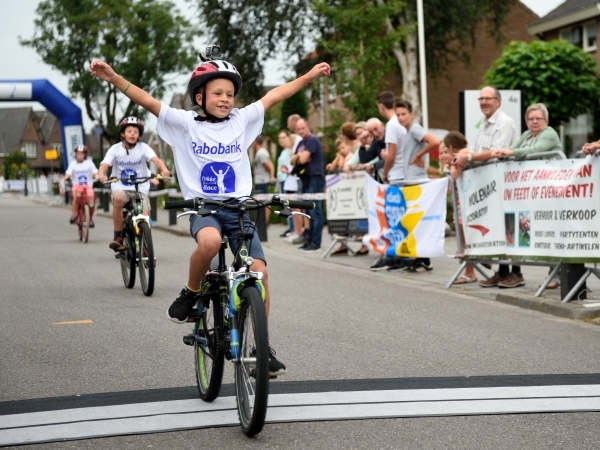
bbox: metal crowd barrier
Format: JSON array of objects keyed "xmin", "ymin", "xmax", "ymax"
[{"xmin": 446, "ymin": 151, "xmax": 582, "ymax": 300}]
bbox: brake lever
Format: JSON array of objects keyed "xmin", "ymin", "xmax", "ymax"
[
  {"xmin": 177, "ymin": 209, "xmax": 214, "ymax": 219},
  {"xmin": 291, "ymin": 211, "xmax": 311, "ymax": 219}
]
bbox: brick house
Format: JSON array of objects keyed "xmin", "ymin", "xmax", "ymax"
[
  {"xmin": 0, "ymin": 107, "xmax": 62, "ymax": 175},
  {"xmin": 527, "ymin": 0, "xmax": 599, "ymax": 151},
  {"xmin": 307, "ymin": 1, "xmax": 538, "ymax": 134}
]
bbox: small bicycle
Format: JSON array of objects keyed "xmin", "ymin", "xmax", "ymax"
[
  {"xmin": 165, "ymin": 195, "xmax": 313, "ymax": 436},
  {"xmin": 105, "ymin": 174, "xmax": 166, "ymax": 297},
  {"xmin": 66, "ymin": 180, "xmax": 95, "ymax": 243}
]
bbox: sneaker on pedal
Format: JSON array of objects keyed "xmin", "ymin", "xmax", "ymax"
[
  {"xmin": 268, "ymin": 347, "xmax": 286, "ymax": 377},
  {"xmin": 89, "ymin": 220, "xmax": 95, "ymax": 228},
  {"xmin": 69, "ymin": 216, "xmax": 76, "ymax": 224},
  {"xmin": 109, "ymin": 236, "xmax": 125, "ymax": 251},
  {"xmin": 167, "ymin": 287, "xmax": 201, "ymax": 324}
]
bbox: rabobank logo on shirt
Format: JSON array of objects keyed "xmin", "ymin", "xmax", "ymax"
[
  {"xmin": 192, "ymin": 140, "xmax": 242, "ymax": 155},
  {"xmin": 121, "ymin": 168, "xmax": 137, "ymax": 185},
  {"xmin": 200, "ymin": 162, "xmax": 235, "ymax": 195},
  {"xmin": 77, "ymin": 175, "xmax": 88, "ymax": 185}
]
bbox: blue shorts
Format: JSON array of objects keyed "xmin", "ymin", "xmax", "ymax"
[{"xmin": 189, "ymin": 208, "xmax": 267, "ymax": 264}]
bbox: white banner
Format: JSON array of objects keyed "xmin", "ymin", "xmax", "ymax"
[
  {"xmin": 64, "ymin": 125, "xmax": 85, "ymax": 166},
  {"xmin": 456, "ymin": 156, "xmax": 600, "ymax": 261},
  {"xmin": 363, "ymin": 177, "xmax": 448, "ymax": 258},
  {"xmin": 326, "ymin": 171, "xmax": 367, "ymax": 220},
  {"xmin": 0, "ymin": 83, "xmax": 32, "ymax": 100}
]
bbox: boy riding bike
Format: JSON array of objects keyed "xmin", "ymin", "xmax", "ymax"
[
  {"xmin": 97, "ymin": 116, "xmax": 170, "ymax": 251},
  {"xmin": 90, "ymin": 46, "xmax": 330, "ymax": 376},
  {"xmin": 64, "ymin": 145, "xmax": 98, "ymax": 227}
]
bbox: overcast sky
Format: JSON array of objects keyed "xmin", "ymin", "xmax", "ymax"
[{"xmin": 0, "ymin": 0, "xmax": 565, "ymax": 133}]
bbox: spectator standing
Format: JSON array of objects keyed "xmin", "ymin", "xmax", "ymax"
[
  {"xmin": 395, "ymin": 99, "xmax": 440, "ymax": 273},
  {"xmin": 453, "ymin": 86, "xmax": 520, "ymax": 288},
  {"xmin": 372, "ymin": 91, "xmax": 409, "ymax": 271},
  {"xmin": 252, "ymin": 135, "xmax": 274, "ymax": 225},
  {"xmin": 276, "ymin": 130, "xmax": 297, "ymax": 238},
  {"xmin": 290, "ymin": 118, "xmax": 325, "ymax": 252},
  {"xmin": 365, "ymin": 118, "xmax": 387, "ymax": 182},
  {"xmin": 287, "ymin": 113, "xmax": 309, "ymax": 244}
]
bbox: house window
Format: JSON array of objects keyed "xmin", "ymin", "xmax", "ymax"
[
  {"xmin": 561, "ymin": 26, "xmax": 582, "ymax": 47},
  {"xmin": 51, "ymin": 143, "xmax": 62, "ymax": 153},
  {"xmin": 22, "ymin": 141, "xmax": 37, "ymax": 158},
  {"xmin": 585, "ymin": 22, "xmax": 597, "ymax": 51},
  {"xmin": 561, "ymin": 22, "xmax": 597, "ymax": 52}
]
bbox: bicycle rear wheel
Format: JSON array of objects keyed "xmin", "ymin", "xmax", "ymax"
[
  {"xmin": 82, "ymin": 204, "xmax": 90, "ymax": 243},
  {"xmin": 138, "ymin": 222, "xmax": 154, "ymax": 296},
  {"xmin": 195, "ymin": 296, "xmax": 225, "ymax": 401},
  {"xmin": 235, "ymin": 285, "xmax": 269, "ymax": 436},
  {"xmin": 120, "ymin": 232, "xmax": 136, "ymax": 288}
]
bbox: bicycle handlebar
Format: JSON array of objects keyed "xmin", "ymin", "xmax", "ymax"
[
  {"xmin": 165, "ymin": 196, "xmax": 315, "ymax": 212},
  {"xmin": 102, "ymin": 174, "xmax": 170, "ymax": 185}
]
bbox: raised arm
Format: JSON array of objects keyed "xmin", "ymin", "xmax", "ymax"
[
  {"xmin": 90, "ymin": 60, "xmax": 162, "ymax": 117},
  {"xmin": 260, "ymin": 63, "xmax": 330, "ymax": 112}
]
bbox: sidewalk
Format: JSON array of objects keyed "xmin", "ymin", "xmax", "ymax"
[{"xmin": 29, "ymin": 193, "xmax": 600, "ymax": 321}]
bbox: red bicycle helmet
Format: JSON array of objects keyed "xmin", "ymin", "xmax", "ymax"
[
  {"xmin": 187, "ymin": 60, "xmax": 242, "ymax": 106},
  {"xmin": 119, "ymin": 116, "xmax": 145, "ymax": 137},
  {"xmin": 74, "ymin": 145, "xmax": 89, "ymax": 154}
]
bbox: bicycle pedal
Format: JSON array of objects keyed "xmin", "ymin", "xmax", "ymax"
[{"xmin": 183, "ymin": 334, "xmax": 195, "ymax": 346}]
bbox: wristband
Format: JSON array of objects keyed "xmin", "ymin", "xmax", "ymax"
[
  {"xmin": 467, "ymin": 153, "xmax": 472, "ymax": 163},
  {"xmin": 121, "ymin": 81, "xmax": 131, "ymax": 94}
]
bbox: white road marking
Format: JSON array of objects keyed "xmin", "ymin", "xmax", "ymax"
[{"xmin": 2, "ymin": 385, "xmax": 600, "ymax": 446}]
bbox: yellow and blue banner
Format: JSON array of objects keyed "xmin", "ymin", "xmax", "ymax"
[{"xmin": 363, "ymin": 177, "xmax": 448, "ymax": 258}]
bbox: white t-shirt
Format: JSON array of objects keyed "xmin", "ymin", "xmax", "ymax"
[
  {"xmin": 253, "ymin": 147, "xmax": 271, "ymax": 184},
  {"xmin": 404, "ymin": 122, "xmax": 427, "ymax": 181},
  {"xmin": 66, "ymin": 158, "xmax": 98, "ymax": 186},
  {"xmin": 385, "ymin": 115, "xmax": 407, "ymax": 181},
  {"xmin": 157, "ymin": 101, "xmax": 265, "ymax": 200},
  {"xmin": 101, "ymin": 142, "xmax": 157, "ymax": 194}
]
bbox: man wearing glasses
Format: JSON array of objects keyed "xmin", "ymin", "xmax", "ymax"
[{"xmin": 453, "ymin": 85, "xmax": 520, "ymax": 288}]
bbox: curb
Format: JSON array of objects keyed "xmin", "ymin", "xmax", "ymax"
[{"xmin": 496, "ymin": 293, "xmax": 600, "ymax": 320}]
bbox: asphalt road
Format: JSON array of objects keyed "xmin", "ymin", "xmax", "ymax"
[{"xmin": 2, "ymin": 195, "xmax": 600, "ymax": 449}]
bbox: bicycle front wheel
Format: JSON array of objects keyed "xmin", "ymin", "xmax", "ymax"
[
  {"xmin": 82, "ymin": 204, "xmax": 90, "ymax": 243},
  {"xmin": 120, "ymin": 232, "xmax": 136, "ymax": 289},
  {"xmin": 195, "ymin": 297, "xmax": 224, "ymax": 401},
  {"xmin": 235, "ymin": 285, "xmax": 269, "ymax": 436},
  {"xmin": 138, "ymin": 222, "xmax": 154, "ymax": 296}
]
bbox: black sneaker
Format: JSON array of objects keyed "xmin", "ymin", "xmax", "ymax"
[
  {"xmin": 279, "ymin": 230, "xmax": 292, "ymax": 238},
  {"xmin": 370, "ymin": 257, "xmax": 394, "ymax": 271},
  {"xmin": 387, "ymin": 260, "xmax": 410, "ymax": 272},
  {"xmin": 407, "ymin": 260, "xmax": 433, "ymax": 273},
  {"xmin": 268, "ymin": 347, "xmax": 286, "ymax": 377},
  {"xmin": 167, "ymin": 287, "xmax": 201, "ymax": 324},
  {"xmin": 297, "ymin": 243, "xmax": 309, "ymax": 250},
  {"xmin": 302, "ymin": 243, "xmax": 321, "ymax": 252}
]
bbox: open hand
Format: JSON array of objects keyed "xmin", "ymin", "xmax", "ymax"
[{"xmin": 90, "ymin": 60, "xmax": 116, "ymax": 82}]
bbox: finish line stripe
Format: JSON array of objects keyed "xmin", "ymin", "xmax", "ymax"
[{"xmin": 2, "ymin": 385, "xmax": 600, "ymax": 446}]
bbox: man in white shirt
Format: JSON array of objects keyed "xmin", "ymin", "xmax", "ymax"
[
  {"xmin": 379, "ymin": 91, "xmax": 407, "ymax": 185},
  {"xmin": 454, "ymin": 86, "xmax": 522, "ymax": 289}
]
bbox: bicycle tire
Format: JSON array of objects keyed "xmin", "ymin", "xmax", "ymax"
[
  {"xmin": 82, "ymin": 204, "xmax": 90, "ymax": 243},
  {"xmin": 235, "ymin": 285, "xmax": 269, "ymax": 436},
  {"xmin": 138, "ymin": 222, "xmax": 154, "ymax": 296},
  {"xmin": 194, "ymin": 294, "xmax": 224, "ymax": 401},
  {"xmin": 120, "ymin": 232, "xmax": 136, "ymax": 288},
  {"xmin": 77, "ymin": 204, "xmax": 83, "ymax": 241}
]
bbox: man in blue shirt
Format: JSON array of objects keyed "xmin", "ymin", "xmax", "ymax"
[{"xmin": 290, "ymin": 118, "xmax": 325, "ymax": 252}]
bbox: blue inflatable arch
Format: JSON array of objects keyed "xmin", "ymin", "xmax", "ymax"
[{"xmin": 0, "ymin": 80, "xmax": 85, "ymax": 170}]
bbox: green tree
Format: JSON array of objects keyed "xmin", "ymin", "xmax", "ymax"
[
  {"xmin": 313, "ymin": 0, "xmax": 399, "ymax": 120},
  {"xmin": 20, "ymin": 0, "xmax": 196, "ymax": 144},
  {"xmin": 195, "ymin": 0, "xmax": 311, "ymax": 105},
  {"xmin": 484, "ymin": 40, "xmax": 600, "ymax": 127},
  {"xmin": 312, "ymin": 0, "xmax": 516, "ymax": 122},
  {"xmin": 279, "ymin": 90, "xmax": 309, "ymax": 131},
  {"xmin": 2, "ymin": 151, "xmax": 31, "ymax": 179}
]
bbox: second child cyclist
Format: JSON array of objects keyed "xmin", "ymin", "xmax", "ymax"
[
  {"xmin": 64, "ymin": 145, "xmax": 98, "ymax": 227},
  {"xmin": 90, "ymin": 49, "xmax": 330, "ymax": 377},
  {"xmin": 98, "ymin": 116, "xmax": 170, "ymax": 251}
]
